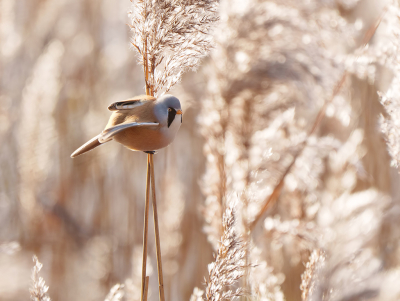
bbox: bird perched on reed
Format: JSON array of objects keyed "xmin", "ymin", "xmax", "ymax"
[{"xmin": 71, "ymin": 94, "xmax": 182, "ymax": 157}]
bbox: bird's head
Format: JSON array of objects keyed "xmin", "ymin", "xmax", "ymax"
[{"xmin": 154, "ymin": 94, "xmax": 183, "ymax": 128}]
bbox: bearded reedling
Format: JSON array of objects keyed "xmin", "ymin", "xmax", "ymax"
[{"xmin": 71, "ymin": 94, "xmax": 182, "ymax": 157}]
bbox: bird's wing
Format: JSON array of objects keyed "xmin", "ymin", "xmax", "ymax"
[
  {"xmin": 98, "ymin": 122, "xmax": 159, "ymax": 143},
  {"xmin": 108, "ymin": 95, "xmax": 156, "ymax": 111},
  {"xmin": 71, "ymin": 121, "xmax": 158, "ymax": 158}
]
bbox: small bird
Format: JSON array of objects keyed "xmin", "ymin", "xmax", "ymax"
[{"xmin": 71, "ymin": 94, "xmax": 182, "ymax": 158}]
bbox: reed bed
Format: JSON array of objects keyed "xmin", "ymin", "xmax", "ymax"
[{"xmin": 1, "ymin": 0, "xmax": 400, "ymax": 301}]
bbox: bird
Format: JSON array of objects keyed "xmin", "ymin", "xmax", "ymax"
[{"xmin": 70, "ymin": 94, "xmax": 182, "ymax": 158}]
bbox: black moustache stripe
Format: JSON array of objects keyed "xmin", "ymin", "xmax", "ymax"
[{"xmin": 168, "ymin": 109, "xmax": 177, "ymax": 128}]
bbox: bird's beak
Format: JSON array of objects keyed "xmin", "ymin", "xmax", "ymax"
[{"xmin": 176, "ymin": 109, "xmax": 183, "ymax": 115}]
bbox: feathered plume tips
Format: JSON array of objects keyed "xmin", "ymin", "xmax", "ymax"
[
  {"xmin": 376, "ymin": 2, "xmax": 400, "ymax": 169},
  {"xmin": 300, "ymin": 249, "xmax": 326, "ymax": 301},
  {"xmin": 190, "ymin": 287, "xmax": 205, "ymax": 301},
  {"xmin": 30, "ymin": 256, "xmax": 51, "ymax": 301},
  {"xmin": 346, "ymin": 1, "xmax": 400, "ymax": 169},
  {"xmin": 104, "ymin": 284, "xmax": 125, "ymax": 301},
  {"xmin": 379, "ymin": 86, "xmax": 400, "ymax": 169},
  {"xmin": 129, "ymin": 0, "xmax": 219, "ymax": 95},
  {"xmin": 204, "ymin": 201, "xmax": 247, "ymax": 301}
]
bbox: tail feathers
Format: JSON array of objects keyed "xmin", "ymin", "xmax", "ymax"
[{"xmin": 71, "ymin": 135, "xmax": 105, "ymax": 158}]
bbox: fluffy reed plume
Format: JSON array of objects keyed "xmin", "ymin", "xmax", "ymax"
[
  {"xmin": 30, "ymin": 256, "xmax": 51, "ymax": 301},
  {"xmin": 0, "ymin": 241, "xmax": 21, "ymax": 254},
  {"xmin": 197, "ymin": 0, "xmax": 398, "ymax": 300},
  {"xmin": 105, "ymin": 284, "xmax": 125, "ymax": 301},
  {"xmin": 199, "ymin": 0, "xmax": 354, "ymax": 250},
  {"xmin": 342, "ymin": 1, "xmax": 400, "ymax": 169},
  {"xmin": 198, "ymin": 5, "xmax": 356, "ymax": 299},
  {"xmin": 379, "ymin": 89, "xmax": 400, "ymax": 168},
  {"xmin": 375, "ymin": 2, "xmax": 400, "ymax": 168},
  {"xmin": 17, "ymin": 40, "xmax": 64, "ymax": 223},
  {"xmin": 300, "ymin": 249, "xmax": 325, "ymax": 301},
  {"xmin": 129, "ymin": 0, "xmax": 219, "ymax": 95},
  {"xmin": 247, "ymin": 246, "xmax": 285, "ymax": 301},
  {"xmin": 308, "ymin": 190, "xmax": 391, "ymax": 301},
  {"xmin": 204, "ymin": 203, "xmax": 246, "ymax": 301},
  {"xmin": 190, "ymin": 288, "xmax": 205, "ymax": 301},
  {"xmin": 5, "ymin": 0, "xmax": 400, "ymax": 300}
]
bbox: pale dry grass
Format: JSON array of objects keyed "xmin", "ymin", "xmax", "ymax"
[
  {"xmin": 205, "ymin": 202, "xmax": 246, "ymax": 301},
  {"xmin": 30, "ymin": 256, "xmax": 51, "ymax": 301},
  {"xmin": 2, "ymin": 0, "xmax": 400, "ymax": 301},
  {"xmin": 129, "ymin": 0, "xmax": 218, "ymax": 95}
]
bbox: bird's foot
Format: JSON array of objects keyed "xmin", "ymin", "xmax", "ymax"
[{"xmin": 144, "ymin": 151, "xmax": 156, "ymax": 154}]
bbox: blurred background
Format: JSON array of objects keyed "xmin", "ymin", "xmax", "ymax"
[{"xmin": 1, "ymin": 0, "xmax": 400, "ymax": 301}]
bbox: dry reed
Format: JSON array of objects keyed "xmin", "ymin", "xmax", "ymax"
[
  {"xmin": 205, "ymin": 202, "xmax": 246, "ymax": 301},
  {"xmin": 2, "ymin": 1, "xmax": 400, "ymax": 301},
  {"xmin": 30, "ymin": 256, "xmax": 51, "ymax": 301},
  {"xmin": 128, "ymin": 1, "xmax": 219, "ymax": 301},
  {"xmin": 129, "ymin": 0, "xmax": 218, "ymax": 95}
]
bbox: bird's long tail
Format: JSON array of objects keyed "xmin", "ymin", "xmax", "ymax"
[{"xmin": 71, "ymin": 135, "xmax": 106, "ymax": 158}]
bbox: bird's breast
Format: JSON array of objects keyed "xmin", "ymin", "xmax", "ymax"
[{"xmin": 114, "ymin": 123, "xmax": 179, "ymax": 151}]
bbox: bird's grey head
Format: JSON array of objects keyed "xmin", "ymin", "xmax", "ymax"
[{"xmin": 154, "ymin": 94, "xmax": 182, "ymax": 128}]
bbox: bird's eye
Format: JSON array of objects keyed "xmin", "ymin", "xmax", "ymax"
[{"xmin": 168, "ymin": 108, "xmax": 172, "ymax": 112}]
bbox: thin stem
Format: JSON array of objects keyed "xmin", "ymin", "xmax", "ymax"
[
  {"xmin": 145, "ymin": 36, "xmax": 150, "ymax": 95},
  {"xmin": 143, "ymin": 276, "xmax": 150, "ymax": 301},
  {"xmin": 142, "ymin": 11, "xmax": 158, "ymax": 299},
  {"xmin": 142, "ymin": 0, "xmax": 150, "ymax": 96},
  {"xmin": 149, "ymin": 153, "xmax": 165, "ymax": 301},
  {"xmin": 140, "ymin": 155, "xmax": 151, "ymax": 301}
]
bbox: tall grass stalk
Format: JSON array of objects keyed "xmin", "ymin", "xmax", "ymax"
[{"xmin": 128, "ymin": 0, "xmax": 219, "ymax": 300}]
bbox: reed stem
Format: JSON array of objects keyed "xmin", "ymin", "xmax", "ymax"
[
  {"xmin": 142, "ymin": 25, "xmax": 163, "ymax": 300},
  {"xmin": 140, "ymin": 155, "xmax": 151, "ymax": 301},
  {"xmin": 143, "ymin": 276, "xmax": 150, "ymax": 301},
  {"xmin": 149, "ymin": 153, "xmax": 165, "ymax": 301}
]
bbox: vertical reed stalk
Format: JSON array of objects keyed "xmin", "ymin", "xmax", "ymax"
[
  {"xmin": 140, "ymin": 153, "xmax": 165, "ymax": 301},
  {"xmin": 150, "ymin": 153, "xmax": 165, "ymax": 301},
  {"xmin": 144, "ymin": 36, "xmax": 150, "ymax": 96},
  {"xmin": 140, "ymin": 155, "xmax": 151, "ymax": 301},
  {"xmin": 144, "ymin": 276, "xmax": 150, "ymax": 301},
  {"xmin": 131, "ymin": 1, "xmax": 217, "ymax": 299}
]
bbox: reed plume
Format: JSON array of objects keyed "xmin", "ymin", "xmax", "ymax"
[
  {"xmin": 3, "ymin": 0, "xmax": 400, "ymax": 300},
  {"xmin": 128, "ymin": 1, "xmax": 219, "ymax": 301},
  {"xmin": 105, "ymin": 284, "xmax": 125, "ymax": 301},
  {"xmin": 30, "ymin": 256, "xmax": 51, "ymax": 301},
  {"xmin": 190, "ymin": 288, "xmax": 205, "ymax": 301},
  {"xmin": 204, "ymin": 201, "xmax": 246, "ymax": 301},
  {"xmin": 17, "ymin": 39, "xmax": 64, "ymax": 229},
  {"xmin": 198, "ymin": 0, "xmax": 397, "ymax": 300},
  {"xmin": 300, "ymin": 249, "xmax": 325, "ymax": 301},
  {"xmin": 376, "ymin": 2, "xmax": 400, "ymax": 169},
  {"xmin": 129, "ymin": 0, "xmax": 219, "ymax": 95}
]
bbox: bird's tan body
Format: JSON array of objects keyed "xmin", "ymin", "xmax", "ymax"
[
  {"xmin": 105, "ymin": 96, "xmax": 167, "ymax": 151},
  {"xmin": 113, "ymin": 127, "xmax": 167, "ymax": 151},
  {"xmin": 70, "ymin": 94, "xmax": 182, "ymax": 157}
]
